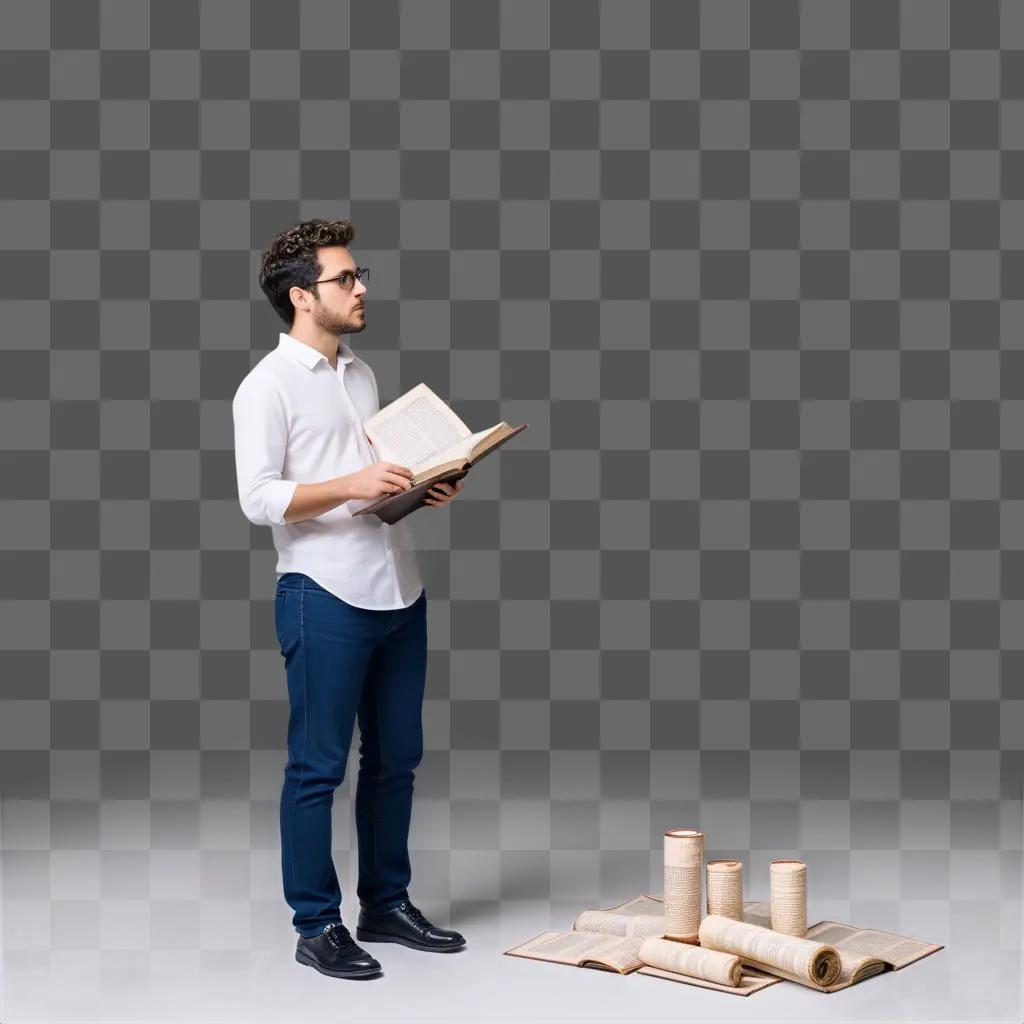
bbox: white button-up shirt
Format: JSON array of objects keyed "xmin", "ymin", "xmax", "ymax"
[{"xmin": 232, "ymin": 332, "xmax": 424, "ymax": 610}]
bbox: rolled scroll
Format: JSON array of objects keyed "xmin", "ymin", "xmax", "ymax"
[
  {"xmin": 663, "ymin": 828, "xmax": 703, "ymax": 943},
  {"xmin": 706, "ymin": 859, "xmax": 743, "ymax": 920},
  {"xmin": 638, "ymin": 936, "xmax": 742, "ymax": 988},
  {"xmin": 698, "ymin": 914, "xmax": 841, "ymax": 990},
  {"xmin": 769, "ymin": 859, "xmax": 807, "ymax": 937}
]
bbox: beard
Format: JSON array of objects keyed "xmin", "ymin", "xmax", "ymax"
[{"xmin": 313, "ymin": 303, "xmax": 366, "ymax": 335}]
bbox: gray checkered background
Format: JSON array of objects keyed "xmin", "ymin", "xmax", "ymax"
[{"xmin": 0, "ymin": 0, "xmax": 1021, "ymax": 1016}]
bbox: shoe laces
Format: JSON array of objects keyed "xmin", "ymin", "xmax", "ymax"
[
  {"xmin": 400, "ymin": 900, "xmax": 431, "ymax": 932},
  {"xmin": 322, "ymin": 922, "xmax": 355, "ymax": 949}
]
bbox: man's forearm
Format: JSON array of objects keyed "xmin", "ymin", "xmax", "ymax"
[{"xmin": 282, "ymin": 476, "xmax": 354, "ymax": 524}]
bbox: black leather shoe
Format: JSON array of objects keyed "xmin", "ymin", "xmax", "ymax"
[
  {"xmin": 356, "ymin": 900, "xmax": 466, "ymax": 952},
  {"xmin": 295, "ymin": 922, "xmax": 383, "ymax": 979}
]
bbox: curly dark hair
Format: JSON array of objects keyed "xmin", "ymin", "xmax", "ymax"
[{"xmin": 258, "ymin": 218, "xmax": 355, "ymax": 326}]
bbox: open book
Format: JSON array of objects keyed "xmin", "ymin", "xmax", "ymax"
[
  {"xmin": 504, "ymin": 896, "xmax": 664, "ymax": 975},
  {"xmin": 505, "ymin": 895, "xmax": 779, "ymax": 996},
  {"xmin": 352, "ymin": 383, "xmax": 528, "ymax": 525},
  {"xmin": 699, "ymin": 910, "xmax": 943, "ymax": 993},
  {"xmin": 800, "ymin": 920, "xmax": 944, "ymax": 992}
]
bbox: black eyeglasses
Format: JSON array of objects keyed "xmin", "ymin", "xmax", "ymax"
[{"xmin": 309, "ymin": 267, "xmax": 370, "ymax": 292}]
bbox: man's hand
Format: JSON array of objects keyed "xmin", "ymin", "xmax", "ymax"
[
  {"xmin": 423, "ymin": 478, "xmax": 464, "ymax": 507},
  {"xmin": 347, "ymin": 461, "xmax": 414, "ymax": 500}
]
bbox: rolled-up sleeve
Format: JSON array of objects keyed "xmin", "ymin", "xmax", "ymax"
[{"xmin": 232, "ymin": 375, "xmax": 299, "ymax": 527}]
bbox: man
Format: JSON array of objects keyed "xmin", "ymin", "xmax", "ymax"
[{"xmin": 232, "ymin": 219, "xmax": 466, "ymax": 980}]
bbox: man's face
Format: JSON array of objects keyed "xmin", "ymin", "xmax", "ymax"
[{"xmin": 303, "ymin": 246, "xmax": 367, "ymax": 335}]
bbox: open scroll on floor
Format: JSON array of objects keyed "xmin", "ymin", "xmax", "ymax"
[{"xmin": 504, "ymin": 896, "xmax": 666, "ymax": 975}]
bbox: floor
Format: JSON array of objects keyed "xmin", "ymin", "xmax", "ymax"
[{"xmin": 2, "ymin": 896, "xmax": 1020, "ymax": 1023}]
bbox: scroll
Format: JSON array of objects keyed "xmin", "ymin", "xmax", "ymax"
[
  {"xmin": 698, "ymin": 914, "xmax": 842, "ymax": 990},
  {"xmin": 769, "ymin": 859, "xmax": 807, "ymax": 937},
  {"xmin": 706, "ymin": 860, "xmax": 743, "ymax": 920},
  {"xmin": 663, "ymin": 828, "xmax": 703, "ymax": 942}
]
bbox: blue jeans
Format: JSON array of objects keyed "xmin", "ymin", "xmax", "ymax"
[{"xmin": 274, "ymin": 572, "xmax": 427, "ymax": 937}]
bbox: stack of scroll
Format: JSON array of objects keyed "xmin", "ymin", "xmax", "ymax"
[{"xmin": 505, "ymin": 828, "xmax": 942, "ymax": 997}]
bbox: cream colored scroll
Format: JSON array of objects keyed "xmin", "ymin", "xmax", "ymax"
[
  {"xmin": 663, "ymin": 828, "xmax": 703, "ymax": 942},
  {"xmin": 638, "ymin": 936, "xmax": 742, "ymax": 987},
  {"xmin": 769, "ymin": 860, "xmax": 807, "ymax": 937},
  {"xmin": 706, "ymin": 860, "xmax": 743, "ymax": 920},
  {"xmin": 698, "ymin": 914, "xmax": 841, "ymax": 989}
]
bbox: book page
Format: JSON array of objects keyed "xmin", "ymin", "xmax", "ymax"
[
  {"xmin": 571, "ymin": 895, "xmax": 666, "ymax": 938},
  {"xmin": 638, "ymin": 936, "xmax": 742, "ymax": 987},
  {"xmin": 831, "ymin": 951, "xmax": 888, "ymax": 990},
  {"xmin": 573, "ymin": 910, "xmax": 666, "ymax": 939},
  {"xmin": 407, "ymin": 423, "xmax": 518, "ymax": 484},
  {"xmin": 805, "ymin": 921, "xmax": 943, "ymax": 970},
  {"xmin": 591, "ymin": 934, "xmax": 645, "ymax": 973},
  {"xmin": 468, "ymin": 422, "xmax": 518, "ymax": 460},
  {"xmin": 504, "ymin": 930, "xmax": 643, "ymax": 973},
  {"xmin": 363, "ymin": 383, "xmax": 471, "ymax": 470},
  {"xmin": 698, "ymin": 914, "xmax": 842, "ymax": 989},
  {"xmin": 603, "ymin": 895, "xmax": 665, "ymax": 916},
  {"xmin": 424, "ymin": 425, "xmax": 499, "ymax": 472}
]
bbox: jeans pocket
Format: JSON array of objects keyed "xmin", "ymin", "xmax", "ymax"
[{"xmin": 274, "ymin": 589, "xmax": 288, "ymax": 650}]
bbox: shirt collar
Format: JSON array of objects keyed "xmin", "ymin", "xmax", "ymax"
[{"xmin": 277, "ymin": 332, "xmax": 355, "ymax": 371}]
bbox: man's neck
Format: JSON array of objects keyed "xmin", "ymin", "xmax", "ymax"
[{"xmin": 288, "ymin": 324, "xmax": 345, "ymax": 369}]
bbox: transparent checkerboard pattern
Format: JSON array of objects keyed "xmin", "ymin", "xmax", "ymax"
[{"xmin": 0, "ymin": 1, "xmax": 1021, "ymax": 1020}]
